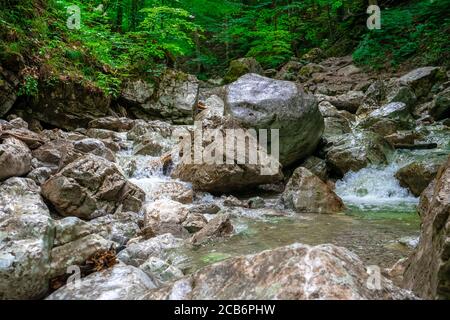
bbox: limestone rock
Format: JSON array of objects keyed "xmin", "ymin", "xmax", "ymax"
[
  {"xmin": 41, "ymin": 154, "xmax": 145, "ymax": 220},
  {"xmin": 281, "ymin": 167, "xmax": 345, "ymax": 214}
]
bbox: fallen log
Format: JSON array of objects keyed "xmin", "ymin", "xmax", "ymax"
[{"xmin": 394, "ymin": 143, "xmax": 438, "ymax": 150}]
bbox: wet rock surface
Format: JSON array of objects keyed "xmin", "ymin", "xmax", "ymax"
[
  {"xmin": 1, "ymin": 57, "xmax": 449, "ymax": 300},
  {"xmin": 144, "ymin": 243, "xmax": 415, "ymax": 300},
  {"xmin": 403, "ymin": 156, "xmax": 450, "ymax": 299}
]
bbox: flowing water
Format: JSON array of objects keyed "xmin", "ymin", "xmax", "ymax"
[{"xmin": 114, "ymin": 127, "xmax": 449, "ymax": 274}]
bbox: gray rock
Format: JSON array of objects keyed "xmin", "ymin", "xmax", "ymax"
[
  {"xmin": 88, "ymin": 116, "xmax": 135, "ymax": 132},
  {"xmin": 358, "ymin": 102, "xmax": 415, "ymax": 136},
  {"xmin": 399, "ymin": 66, "xmax": 445, "ymax": 99},
  {"xmin": 301, "ymin": 156, "xmax": 328, "ymax": 182},
  {"xmin": 325, "ymin": 132, "xmax": 393, "ymax": 177},
  {"xmin": 49, "ymin": 234, "xmax": 113, "ymax": 278},
  {"xmin": 27, "ymin": 166, "xmax": 57, "ymax": 185},
  {"xmin": 190, "ymin": 214, "xmax": 233, "ymax": 246},
  {"xmin": 143, "ymin": 200, "xmax": 190, "ymax": 238},
  {"xmin": 182, "ymin": 213, "xmax": 208, "ymax": 233},
  {"xmin": 132, "ymin": 69, "xmax": 199, "ymax": 124},
  {"xmin": 118, "ymin": 234, "xmax": 183, "ymax": 267},
  {"xmin": 41, "ymin": 154, "xmax": 145, "ymax": 220},
  {"xmin": 144, "ymin": 243, "xmax": 416, "ymax": 300},
  {"xmin": 121, "ymin": 80, "xmax": 154, "ymax": 105},
  {"xmin": 54, "ymin": 217, "xmax": 98, "ymax": 247},
  {"xmin": 0, "ymin": 178, "xmax": 54, "ymax": 299},
  {"xmin": 403, "ymin": 156, "xmax": 450, "ymax": 299},
  {"xmin": 0, "ymin": 137, "xmax": 32, "ymax": 181},
  {"xmin": 46, "ymin": 264, "xmax": 156, "ymax": 300},
  {"xmin": 90, "ymin": 211, "xmax": 142, "ymax": 244},
  {"xmin": 395, "ymin": 159, "xmax": 445, "ymax": 196},
  {"xmin": 247, "ymin": 197, "xmax": 265, "ymax": 209},
  {"xmin": 171, "ymin": 116, "xmax": 283, "ymax": 193},
  {"xmin": 430, "ymin": 87, "xmax": 450, "ymax": 120},
  {"xmin": 140, "ymin": 257, "xmax": 184, "ymax": 285},
  {"xmin": 73, "ymin": 138, "xmax": 116, "ymax": 162},
  {"xmin": 281, "ymin": 167, "xmax": 345, "ymax": 214},
  {"xmin": 225, "ymin": 73, "xmax": 324, "ymax": 166}
]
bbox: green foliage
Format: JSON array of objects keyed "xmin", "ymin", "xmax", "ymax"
[
  {"xmin": 95, "ymin": 73, "xmax": 122, "ymax": 98},
  {"xmin": 18, "ymin": 76, "xmax": 39, "ymax": 97},
  {"xmin": 0, "ymin": 0, "xmax": 448, "ymax": 95},
  {"xmin": 353, "ymin": 0, "xmax": 450, "ymax": 69}
]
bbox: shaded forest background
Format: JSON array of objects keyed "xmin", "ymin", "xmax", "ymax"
[{"xmin": 1, "ymin": 0, "xmax": 449, "ymax": 97}]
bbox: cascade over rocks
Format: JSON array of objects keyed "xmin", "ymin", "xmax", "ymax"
[
  {"xmin": 225, "ymin": 73, "xmax": 324, "ymax": 166},
  {"xmin": 403, "ymin": 156, "xmax": 450, "ymax": 299},
  {"xmin": 144, "ymin": 243, "xmax": 416, "ymax": 300}
]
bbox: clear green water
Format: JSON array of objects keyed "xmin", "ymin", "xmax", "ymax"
[{"xmin": 173, "ymin": 207, "xmax": 420, "ymax": 274}]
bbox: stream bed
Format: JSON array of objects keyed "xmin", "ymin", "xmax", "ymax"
[{"xmin": 116, "ymin": 132, "xmax": 425, "ymax": 274}]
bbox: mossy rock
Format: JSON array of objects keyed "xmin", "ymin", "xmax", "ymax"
[{"xmin": 223, "ymin": 58, "xmax": 263, "ymax": 84}]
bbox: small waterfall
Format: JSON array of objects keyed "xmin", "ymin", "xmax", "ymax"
[
  {"xmin": 335, "ymin": 163, "xmax": 419, "ymax": 212},
  {"xmin": 116, "ymin": 137, "xmax": 189, "ymax": 203}
]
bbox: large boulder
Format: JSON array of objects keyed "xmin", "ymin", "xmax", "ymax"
[
  {"xmin": 223, "ymin": 58, "xmax": 264, "ymax": 84},
  {"xmin": 41, "ymin": 154, "xmax": 145, "ymax": 220},
  {"xmin": 170, "ymin": 116, "xmax": 283, "ymax": 193},
  {"xmin": 225, "ymin": 73, "xmax": 324, "ymax": 166},
  {"xmin": 358, "ymin": 102, "xmax": 415, "ymax": 136},
  {"xmin": 129, "ymin": 69, "xmax": 199, "ymax": 124},
  {"xmin": 281, "ymin": 167, "xmax": 345, "ymax": 214},
  {"xmin": 395, "ymin": 159, "xmax": 445, "ymax": 197},
  {"xmin": 46, "ymin": 264, "xmax": 156, "ymax": 300},
  {"xmin": 144, "ymin": 243, "xmax": 415, "ymax": 300},
  {"xmin": 398, "ymin": 66, "xmax": 446, "ymax": 99},
  {"xmin": 0, "ymin": 137, "xmax": 32, "ymax": 181},
  {"xmin": 120, "ymin": 79, "xmax": 154, "ymax": 106},
  {"xmin": 324, "ymin": 132, "xmax": 394, "ymax": 177},
  {"xmin": 403, "ymin": 156, "xmax": 450, "ymax": 299},
  {"xmin": 0, "ymin": 178, "xmax": 54, "ymax": 299}
]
